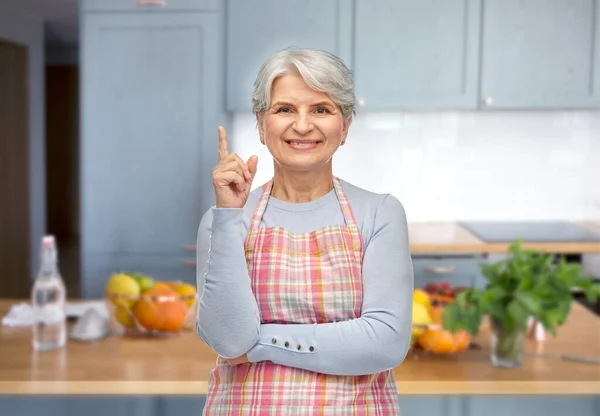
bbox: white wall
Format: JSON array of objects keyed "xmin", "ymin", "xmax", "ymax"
[
  {"xmin": 0, "ymin": 4, "xmax": 45, "ymax": 278},
  {"xmin": 229, "ymin": 111, "xmax": 600, "ymax": 222}
]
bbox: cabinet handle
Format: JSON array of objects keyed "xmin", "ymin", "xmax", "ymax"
[
  {"xmin": 136, "ymin": 0, "xmax": 166, "ymax": 6},
  {"xmin": 425, "ymin": 265, "xmax": 455, "ymax": 274},
  {"xmin": 483, "ymin": 96, "xmax": 494, "ymax": 106},
  {"xmin": 182, "ymin": 245, "xmax": 196, "ymax": 251},
  {"xmin": 183, "ymin": 259, "xmax": 196, "ymax": 266}
]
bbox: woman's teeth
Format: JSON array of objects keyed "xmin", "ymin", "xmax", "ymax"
[{"xmin": 289, "ymin": 141, "xmax": 317, "ymax": 146}]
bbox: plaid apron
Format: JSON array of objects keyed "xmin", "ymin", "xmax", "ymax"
[{"xmin": 203, "ymin": 177, "xmax": 400, "ymax": 415}]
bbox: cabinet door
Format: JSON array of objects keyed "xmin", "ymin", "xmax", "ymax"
[
  {"xmin": 225, "ymin": 0, "xmax": 353, "ymax": 112},
  {"xmin": 82, "ymin": 0, "xmax": 219, "ymax": 12},
  {"xmin": 468, "ymin": 396, "xmax": 600, "ymax": 416},
  {"xmin": 412, "ymin": 257, "xmax": 487, "ymax": 290},
  {"xmin": 354, "ymin": 0, "xmax": 481, "ymax": 110},
  {"xmin": 480, "ymin": 0, "xmax": 600, "ymax": 109},
  {"xmin": 81, "ymin": 12, "xmax": 221, "ymax": 258}
]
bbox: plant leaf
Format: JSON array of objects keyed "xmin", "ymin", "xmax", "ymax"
[
  {"xmin": 516, "ymin": 292, "xmax": 542, "ymax": 316},
  {"xmin": 507, "ymin": 299, "xmax": 530, "ymax": 332},
  {"xmin": 442, "ymin": 302, "xmax": 462, "ymax": 334}
]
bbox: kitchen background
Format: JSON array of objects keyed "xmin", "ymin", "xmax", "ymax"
[
  {"xmin": 1, "ymin": 0, "xmax": 600, "ymax": 415},
  {"xmin": 1, "ymin": 0, "xmax": 599, "ymax": 299}
]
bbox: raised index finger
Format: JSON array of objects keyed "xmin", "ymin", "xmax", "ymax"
[{"xmin": 218, "ymin": 126, "xmax": 229, "ymax": 162}]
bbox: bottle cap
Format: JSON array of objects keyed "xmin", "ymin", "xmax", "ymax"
[{"xmin": 42, "ymin": 235, "xmax": 56, "ymax": 247}]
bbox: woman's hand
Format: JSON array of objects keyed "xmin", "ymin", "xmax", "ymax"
[
  {"xmin": 227, "ymin": 354, "xmax": 250, "ymax": 366},
  {"xmin": 212, "ymin": 126, "xmax": 258, "ymax": 209}
]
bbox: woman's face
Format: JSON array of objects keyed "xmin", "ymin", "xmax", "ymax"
[{"xmin": 257, "ymin": 73, "xmax": 350, "ymax": 173}]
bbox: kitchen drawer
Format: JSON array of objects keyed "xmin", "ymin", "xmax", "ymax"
[
  {"xmin": 414, "ymin": 272, "xmax": 479, "ymax": 290},
  {"xmin": 412, "ymin": 257, "xmax": 487, "ymax": 289},
  {"xmin": 82, "ymin": 0, "xmax": 219, "ymax": 12}
]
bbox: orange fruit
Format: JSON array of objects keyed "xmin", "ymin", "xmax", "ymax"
[
  {"xmin": 417, "ymin": 303, "xmax": 471, "ymax": 354},
  {"xmin": 172, "ymin": 282, "xmax": 197, "ymax": 307},
  {"xmin": 429, "ymin": 306, "xmax": 444, "ymax": 324},
  {"xmin": 133, "ymin": 283, "xmax": 188, "ymax": 332},
  {"xmin": 417, "ymin": 328, "xmax": 471, "ymax": 354}
]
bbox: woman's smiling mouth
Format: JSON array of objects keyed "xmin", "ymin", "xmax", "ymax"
[{"xmin": 285, "ymin": 140, "xmax": 322, "ymax": 149}]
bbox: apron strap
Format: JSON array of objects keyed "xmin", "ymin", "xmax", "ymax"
[{"xmin": 247, "ymin": 177, "xmax": 362, "ymax": 253}]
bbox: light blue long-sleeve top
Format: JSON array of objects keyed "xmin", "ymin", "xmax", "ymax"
[{"xmin": 196, "ymin": 178, "xmax": 414, "ymax": 376}]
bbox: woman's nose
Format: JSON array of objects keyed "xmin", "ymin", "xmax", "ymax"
[{"xmin": 292, "ymin": 113, "xmax": 314, "ymax": 135}]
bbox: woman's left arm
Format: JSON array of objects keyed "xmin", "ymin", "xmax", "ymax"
[{"xmin": 244, "ymin": 194, "xmax": 414, "ymax": 376}]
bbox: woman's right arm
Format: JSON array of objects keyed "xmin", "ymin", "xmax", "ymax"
[{"xmin": 195, "ymin": 206, "xmax": 261, "ymax": 359}]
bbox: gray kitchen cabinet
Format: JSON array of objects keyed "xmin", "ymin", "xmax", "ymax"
[
  {"xmin": 467, "ymin": 396, "xmax": 600, "ymax": 416},
  {"xmin": 81, "ymin": 0, "xmax": 219, "ymax": 12},
  {"xmin": 412, "ymin": 256, "xmax": 487, "ymax": 290},
  {"xmin": 353, "ymin": 0, "xmax": 481, "ymax": 110},
  {"xmin": 480, "ymin": 0, "xmax": 600, "ymax": 109},
  {"xmin": 0, "ymin": 397, "xmax": 157, "ymax": 416},
  {"xmin": 225, "ymin": 0, "xmax": 353, "ymax": 112},
  {"xmin": 80, "ymin": 9, "xmax": 223, "ymax": 296},
  {"xmin": 2, "ymin": 396, "xmax": 598, "ymax": 416}
]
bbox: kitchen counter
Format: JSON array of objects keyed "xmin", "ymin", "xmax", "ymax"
[
  {"xmin": 408, "ymin": 221, "xmax": 600, "ymax": 254},
  {"xmin": 1, "ymin": 300, "xmax": 598, "ymax": 396}
]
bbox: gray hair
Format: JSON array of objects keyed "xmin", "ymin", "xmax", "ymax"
[{"xmin": 251, "ymin": 48, "xmax": 356, "ymax": 120}]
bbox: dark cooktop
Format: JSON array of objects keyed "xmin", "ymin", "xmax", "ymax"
[{"xmin": 458, "ymin": 221, "xmax": 600, "ymax": 243}]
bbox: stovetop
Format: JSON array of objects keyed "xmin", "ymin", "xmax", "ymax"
[{"xmin": 458, "ymin": 221, "xmax": 600, "ymax": 243}]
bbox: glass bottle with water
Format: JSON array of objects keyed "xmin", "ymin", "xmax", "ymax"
[{"xmin": 31, "ymin": 235, "xmax": 67, "ymax": 351}]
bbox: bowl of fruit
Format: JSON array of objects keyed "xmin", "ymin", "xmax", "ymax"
[
  {"xmin": 104, "ymin": 272, "xmax": 198, "ymax": 337},
  {"xmin": 411, "ymin": 282, "xmax": 472, "ymax": 355}
]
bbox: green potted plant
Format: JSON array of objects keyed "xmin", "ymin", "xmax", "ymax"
[{"xmin": 442, "ymin": 239, "xmax": 600, "ymax": 368}]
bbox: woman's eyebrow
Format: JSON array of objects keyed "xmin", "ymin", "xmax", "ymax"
[
  {"xmin": 271, "ymin": 100, "xmax": 294, "ymax": 107},
  {"xmin": 311, "ymin": 101, "xmax": 335, "ymax": 107}
]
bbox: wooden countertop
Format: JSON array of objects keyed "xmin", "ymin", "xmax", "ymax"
[
  {"xmin": 1, "ymin": 300, "xmax": 598, "ymax": 396},
  {"xmin": 408, "ymin": 221, "xmax": 600, "ymax": 254}
]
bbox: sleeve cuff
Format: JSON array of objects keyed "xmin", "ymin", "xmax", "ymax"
[
  {"xmin": 246, "ymin": 325, "xmax": 319, "ymax": 363},
  {"xmin": 211, "ymin": 206, "xmax": 244, "ymax": 226}
]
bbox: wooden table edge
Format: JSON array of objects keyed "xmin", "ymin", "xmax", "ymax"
[{"xmin": 0, "ymin": 381, "xmax": 598, "ymax": 396}]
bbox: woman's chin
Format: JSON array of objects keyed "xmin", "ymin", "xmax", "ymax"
[{"xmin": 276, "ymin": 156, "xmax": 332, "ymax": 174}]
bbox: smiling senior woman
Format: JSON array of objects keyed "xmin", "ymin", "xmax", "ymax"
[{"xmin": 196, "ymin": 48, "xmax": 414, "ymax": 415}]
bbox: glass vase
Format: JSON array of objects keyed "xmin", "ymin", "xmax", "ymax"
[{"xmin": 490, "ymin": 319, "xmax": 525, "ymax": 368}]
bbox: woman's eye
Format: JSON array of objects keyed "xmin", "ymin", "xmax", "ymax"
[
  {"xmin": 315, "ymin": 107, "xmax": 330, "ymax": 114},
  {"xmin": 276, "ymin": 107, "xmax": 291, "ymax": 113}
]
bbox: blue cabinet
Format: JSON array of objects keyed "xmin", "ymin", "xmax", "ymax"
[
  {"xmin": 80, "ymin": 8, "xmax": 223, "ymax": 296},
  {"xmin": 225, "ymin": 0, "xmax": 353, "ymax": 112},
  {"xmin": 412, "ymin": 256, "xmax": 487, "ymax": 290},
  {"xmin": 353, "ymin": 0, "xmax": 481, "ymax": 110},
  {"xmin": 480, "ymin": 0, "xmax": 600, "ymax": 109},
  {"xmin": 1, "ymin": 396, "xmax": 598, "ymax": 416},
  {"xmin": 81, "ymin": 0, "xmax": 219, "ymax": 12},
  {"xmin": 223, "ymin": 0, "xmax": 599, "ymax": 111},
  {"xmin": 468, "ymin": 396, "xmax": 600, "ymax": 416}
]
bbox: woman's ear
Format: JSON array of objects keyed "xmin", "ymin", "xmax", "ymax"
[
  {"xmin": 341, "ymin": 117, "xmax": 352, "ymax": 143},
  {"xmin": 256, "ymin": 113, "xmax": 265, "ymax": 144}
]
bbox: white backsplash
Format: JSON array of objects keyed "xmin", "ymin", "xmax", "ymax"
[{"xmin": 230, "ymin": 111, "xmax": 600, "ymax": 222}]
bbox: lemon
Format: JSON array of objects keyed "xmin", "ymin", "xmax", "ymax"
[
  {"xmin": 172, "ymin": 282, "xmax": 198, "ymax": 307},
  {"xmin": 106, "ymin": 273, "xmax": 140, "ymax": 308},
  {"xmin": 412, "ymin": 301, "xmax": 432, "ymax": 338},
  {"xmin": 114, "ymin": 305, "xmax": 136, "ymax": 328},
  {"xmin": 413, "ymin": 289, "xmax": 431, "ymax": 308}
]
